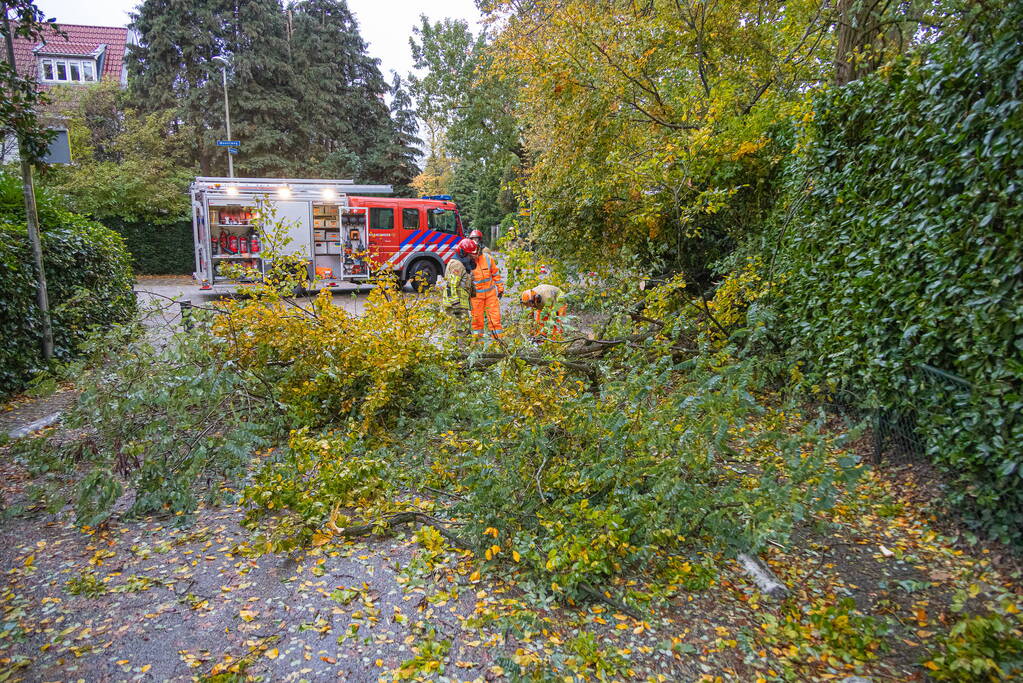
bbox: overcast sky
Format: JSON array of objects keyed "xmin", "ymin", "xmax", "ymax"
[{"xmin": 34, "ymin": 0, "xmax": 483, "ymax": 79}]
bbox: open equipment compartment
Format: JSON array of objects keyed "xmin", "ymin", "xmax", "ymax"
[
  {"xmin": 209, "ymin": 201, "xmax": 263, "ymax": 284},
  {"xmin": 190, "ymin": 177, "xmax": 391, "ymax": 291},
  {"xmin": 311, "ymin": 203, "xmax": 370, "ymax": 286}
]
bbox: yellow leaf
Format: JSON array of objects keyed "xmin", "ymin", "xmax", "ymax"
[
  {"xmin": 140, "ymin": 664, "xmax": 151, "ymax": 673},
  {"xmin": 375, "ymin": 658, "xmax": 383, "ymax": 667},
  {"xmin": 239, "ymin": 609, "xmax": 257, "ymax": 622},
  {"xmin": 311, "ymin": 533, "xmax": 330, "ymax": 546},
  {"xmin": 265, "ymin": 648, "xmax": 279, "ymax": 660},
  {"xmin": 512, "ymin": 550, "xmax": 521, "ymax": 562}
]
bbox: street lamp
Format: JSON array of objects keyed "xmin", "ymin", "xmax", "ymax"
[{"xmin": 212, "ymin": 55, "xmax": 233, "ymax": 178}]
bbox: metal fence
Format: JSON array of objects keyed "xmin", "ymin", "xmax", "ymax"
[
  {"xmin": 871, "ymin": 364, "xmax": 974, "ymax": 465},
  {"xmin": 822, "ymin": 363, "xmax": 974, "ymax": 466}
]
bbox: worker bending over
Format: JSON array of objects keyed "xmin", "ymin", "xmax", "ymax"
[
  {"xmin": 454, "ymin": 238, "xmax": 504, "ymax": 341},
  {"xmin": 520, "ymin": 284, "xmax": 566, "ymax": 340}
]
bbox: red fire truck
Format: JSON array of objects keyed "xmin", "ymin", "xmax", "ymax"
[{"xmin": 190, "ymin": 177, "xmax": 465, "ymax": 291}]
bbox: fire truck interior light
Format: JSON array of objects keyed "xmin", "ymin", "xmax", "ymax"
[
  {"xmin": 321, "ymin": 188, "xmax": 337, "ymax": 200},
  {"xmin": 278, "ymin": 186, "xmax": 292, "ymax": 198},
  {"xmin": 226, "ymin": 185, "xmax": 238, "ymax": 196}
]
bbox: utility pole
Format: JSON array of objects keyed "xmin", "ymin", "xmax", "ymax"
[
  {"xmin": 2, "ymin": 2, "xmax": 53, "ymax": 360},
  {"xmin": 214, "ymin": 56, "xmax": 233, "ymax": 177}
]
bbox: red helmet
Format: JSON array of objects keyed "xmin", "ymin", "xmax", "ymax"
[
  {"xmin": 455, "ymin": 238, "xmax": 478, "ymax": 256},
  {"xmin": 469, "ymin": 229, "xmax": 483, "ymax": 240}
]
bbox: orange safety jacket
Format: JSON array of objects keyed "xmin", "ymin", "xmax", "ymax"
[{"xmin": 471, "ymin": 253, "xmax": 503, "ymax": 297}]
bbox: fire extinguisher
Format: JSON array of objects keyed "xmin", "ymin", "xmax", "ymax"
[
  {"xmin": 225, "ymin": 232, "xmax": 238, "ymax": 254},
  {"xmin": 239, "ymin": 233, "xmax": 250, "ymax": 255},
  {"xmin": 249, "ymin": 230, "xmax": 261, "ymax": 254},
  {"xmin": 219, "ymin": 230, "xmax": 228, "ymax": 254}
]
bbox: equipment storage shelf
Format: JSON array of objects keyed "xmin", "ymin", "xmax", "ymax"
[
  {"xmin": 210, "ymin": 204, "xmax": 263, "ymax": 283},
  {"xmin": 310, "ymin": 203, "xmax": 369, "ymax": 285}
]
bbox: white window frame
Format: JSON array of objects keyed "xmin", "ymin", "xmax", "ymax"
[{"xmin": 39, "ymin": 57, "xmax": 98, "ymax": 84}]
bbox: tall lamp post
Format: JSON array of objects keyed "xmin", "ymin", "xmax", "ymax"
[{"xmin": 212, "ymin": 55, "xmax": 233, "ymax": 178}]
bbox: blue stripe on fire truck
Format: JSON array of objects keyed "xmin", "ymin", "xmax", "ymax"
[{"xmin": 399, "ymin": 230, "xmax": 423, "ymax": 248}]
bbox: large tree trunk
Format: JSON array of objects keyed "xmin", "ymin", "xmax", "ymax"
[{"xmin": 834, "ymin": 0, "xmax": 890, "ymax": 86}]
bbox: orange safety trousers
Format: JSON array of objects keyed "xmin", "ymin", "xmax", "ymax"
[
  {"xmin": 470, "ymin": 252, "xmax": 503, "ymax": 339},
  {"xmin": 471, "ymin": 291, "xmax": 503, "ymax": 339},
  {"xmin": 532, "ymin": 304, "xmax": 567, "ymax": 340}
]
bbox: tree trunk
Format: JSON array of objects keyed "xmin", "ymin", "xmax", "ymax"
[{"xmin": 834, "ymin": 0, "xmax": 887, "ymax": 86}]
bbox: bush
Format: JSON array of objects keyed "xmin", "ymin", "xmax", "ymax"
[
  {"xmin": 0, "ymin": 195, "xmax": 137, "ymax": 395},
  {"xmin": 66, "ymin": 315, "xmax": 271, "ymax": 526},
  {"xmin": 103, "ymin": 217, "xmax": 194, "ymax": 275},
  {"xmin": 764, "ymin": 5, "xmax": 1023, "ymax": 542}
]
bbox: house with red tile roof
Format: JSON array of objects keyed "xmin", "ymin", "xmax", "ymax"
[{"xmin": 10, "ymin": 23, "xmax": 131, "ymax": 90}]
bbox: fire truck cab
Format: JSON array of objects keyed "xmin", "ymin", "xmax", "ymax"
[{"xmin": 190, "ymin": 177, "xmax": 465, "ymax": 291}]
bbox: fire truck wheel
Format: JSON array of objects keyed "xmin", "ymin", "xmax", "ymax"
[{"xmin": 406, "ymin": 259, "xmax": 439, "ymax": 292}]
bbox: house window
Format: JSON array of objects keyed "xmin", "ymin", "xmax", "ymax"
[{"xmin": 39, "ymin": 58, "xmax": 98, "ymax": 83}]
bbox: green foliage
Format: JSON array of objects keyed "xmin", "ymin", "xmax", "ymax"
[
  {"xmin": 52, "ymin": 312, "xmax": 273, "ymax": 526},
  {"xmin": 242, "ymin": 429, "xmax": 395, "ymax": 551},
  {"xmin": 214, "ymin": 282, "xmax": 452, "ymax": 431},
  {"xmin": 36, "ymin": 83, "xmax": 195, "ymax": 274},
  {"xmin": 43, "ymin": 81, "xmax": 195, "ymax": 224},
  {"xmin": 238, "ymin": 291, "xmax": 857, "ymax": 605},
  {"xmin": 0, "ymin": 178, "xmax": 136, "ymax": 395},
  {"xmin": 760, "ymin": 596, "xmax": 892, "ymax": 674},
  {"xmin": 0, "ymin": 2, "xmax": 58, "ymax": 162},
  {"xmin": 925, "ymin": 584, "xmax": 1023, "ymax": 681},
  {"xmin": 445, "ymin": 354, "xmax": 854, "ymax": 598},
  {"xmin": 103, "ymin": 217, "xmax": 194, "ymax": 275},
  {"xmin": 408, "ymin": 15, "xmax": 520, "ymax": 230},
  {"xmin": 765, "ymin": 3, "xmax": 1023, "ymax": 542},
  {"xmin": 485, "ymin": 0, "xmax": 829, "ymax": 275}
]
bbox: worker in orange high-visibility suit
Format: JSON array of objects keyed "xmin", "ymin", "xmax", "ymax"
[
  {"xmin": 520, "ymin": 284, "xmax": 566, "ymax": 340},
  {"xmin": 456, "ymin": 238, "xmax": 504, "ymax": 340}
]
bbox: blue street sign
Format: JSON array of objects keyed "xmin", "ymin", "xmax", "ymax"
[
  {"xmin": 217, "ymin": 140, "xmax": 240, "ymax": 147},
  {"xmin": 227, "ymin": 148, "xmax": 239, "ymax": 154}
]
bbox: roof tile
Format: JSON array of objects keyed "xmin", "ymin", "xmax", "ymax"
[{"xmin": 9, "ymin": 23, "xmax": 129, "ymax": 84}]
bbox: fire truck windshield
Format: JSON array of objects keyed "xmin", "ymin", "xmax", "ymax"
[{"xmin": 427, "ymin": 208, "xmax": 459, "ymax": 234}]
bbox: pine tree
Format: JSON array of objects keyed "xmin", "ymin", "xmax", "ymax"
[
  {"xmin": 380, "ymin": 73, "xmax": 422, "ymax": 196},
  {"xmin": 224, "ymin": 0, "xmax": 304, "ymax": 176},
  {"xmin": 288, "ymin": 0, "xmax": 392, "ymax": 180},
  {"xmin": 127, "ymin": 0, "xmax": 227, "ymax": 173},
  {"xmin": 128, "ymin": 0, "xmax": 418, "ymax": 182}
]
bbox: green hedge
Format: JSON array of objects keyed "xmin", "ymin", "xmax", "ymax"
[
  {"xmin": 104, "ymin": 217, "xmax": 194, "ymax": 275},
  {"xmin": 771, "ymin": 6, "xmax": 1022, "ymax": 542},
  {"xmin": 0, "ymin": 217, "xmax": 137, "ymax": 396}
]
